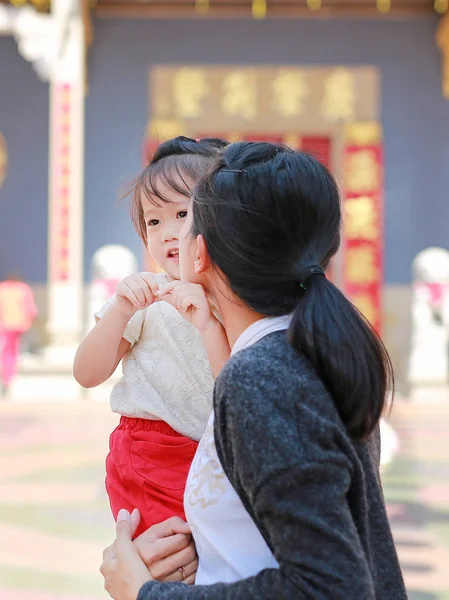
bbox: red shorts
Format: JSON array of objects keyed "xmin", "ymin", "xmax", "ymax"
[{"xmin": 106, "ymin": 417, "xmax": 198, "ymax": 539}]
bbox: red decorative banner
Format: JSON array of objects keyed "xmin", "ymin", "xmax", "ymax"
[
  {"xmin": 301, "ymin": 136, "xmax": 331, "ymax": 170},
  {"xmin": 0, "ymin": 132, "xmax": 7, "ymax": 190},
  {"xmin": 342, "ymin": 124, "xmax": 383, "ymax": 334},
  {"xmin": 50, "ymin": 83, "xmax": 72, "ymax": 282}
]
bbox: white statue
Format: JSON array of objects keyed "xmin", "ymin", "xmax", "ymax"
[
  {"xmin": 409, "ymin": 247, "xmax": 449, "ymax": 385},
  {"xmin": 88, "ymin": 245, "xmax": 138, "ymax": 330}
]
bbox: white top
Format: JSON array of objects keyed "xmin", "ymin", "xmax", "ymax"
[
  {"xmin": 184, "ymin": 315, "xmax": 291, "ymax": 585},
  {"xmin": 95, "ymin": 273, "xmax": 214, "ymax": 441}
]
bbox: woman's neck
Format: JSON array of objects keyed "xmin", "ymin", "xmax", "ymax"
[{"xmin": 213, "ymin": 290, "xmax": 265, "ymax": 350}]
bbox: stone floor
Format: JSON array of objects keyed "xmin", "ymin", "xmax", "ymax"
[
  {"xmin": 383, "ymin": 399, "xmax": 449, "ymax": 600},
  {"xmin": 0, "ymin": 387, "xmax": 448, "ymax": 599}
]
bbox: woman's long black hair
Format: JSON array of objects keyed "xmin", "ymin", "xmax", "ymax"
[{"xmin": 193, "ymin": 141, "xmax": 393, "ymax": 440}]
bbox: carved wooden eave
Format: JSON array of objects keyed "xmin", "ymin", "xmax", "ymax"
[
  {"xmin": 437, "ymin": 12, "xmax": 449, "ymax": 99},
  {"xmin": 92, "ymin": 0, "xmax": 434, "ymax": 18},
  {"xmin": 82, "ymin": 0, "xmax": 92, "ymax": 92},
  {"xmin": 0, "ymin": 0, "xmax": 439, "ymax": 19}
]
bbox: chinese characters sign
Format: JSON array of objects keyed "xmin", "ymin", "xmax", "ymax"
[
  {"xmin": 148, "ymin": 66, "xmax": 377, "ymax": 142},
  {"xmin": 343, "ymin": 123, "xmax": 383, "ymax": 333}
]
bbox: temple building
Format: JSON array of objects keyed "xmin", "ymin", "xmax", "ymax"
[{"xmin": 1, "ymin": 0, "xmax": 449, "ymax": 387}]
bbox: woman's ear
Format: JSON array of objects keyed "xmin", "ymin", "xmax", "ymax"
[{"xmin": 194, "ymin": 234, "xmax": 211, "ymax": 275}]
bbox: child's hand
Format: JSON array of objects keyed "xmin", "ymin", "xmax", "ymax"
[
  {"xmin": 156, "ymin": 282, "xmax": 215, "ymax": 333},
  {"xmin": 115, "ymin": 273, "xmax": 161, "ymax": 317}
]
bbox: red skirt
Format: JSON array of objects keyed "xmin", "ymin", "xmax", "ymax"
[{"xmin": 106, "ymin": 416, "xmax": 198, "ymax": 539}]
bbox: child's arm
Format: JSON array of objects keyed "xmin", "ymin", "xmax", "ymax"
[
  {"xmin": 156, "ymin": 282, "xmax": 230, "ymax": 379},
  {"xmin": 73, "ymin": 273, "xmax": 160, "ymax": 388},
  {"xmin": 73, "ymin": 305, "xmax": 132, "ymax": 388}
]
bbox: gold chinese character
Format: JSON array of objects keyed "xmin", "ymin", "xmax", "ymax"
[
  {"xmin": 222, "ymin": 71, "xmax": 257, "ymax": 120},
  {"xmin": 172, "ymin": 69, "xmax": 209, "ymax": 118},
  {"xmin": 352, "ymin": 292, "xmax": 377, "ymax": 324},
  {"xmin": 346, "ymin": 246, "xmax": 378, "ymax": 285},
  {"xmin": 345, "ymin": 196, "xmax": 378, "ymax": 241},
  {"xmin": 252, "ymin": 0, "xmax": 267, "ymax": 18},
  {"xmin": 272, "ymin": 70, "xmax": 308, "ymax": 118},
  {"xmin": 345, "ymin": 149, "xmax": 379, "ymax": 193},
  {"xmin": 195, "ymin": 0, "xmax": 209, "ymax": 13},
  {"xmin": 344, "ymin": 122, "xmax": 382, "ymax": 146},
  {"xmin": 321, "ymin": 68, "xmax": 356, "ymax": 122}
]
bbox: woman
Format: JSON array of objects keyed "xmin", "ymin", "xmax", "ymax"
[{"xmin": 101, "ymin": 141, "xmax": 407, "ymax": 599}]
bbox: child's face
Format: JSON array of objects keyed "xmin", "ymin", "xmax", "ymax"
[{"xmin": 142, "ymin": 177, "xmax": 192, "ymax": 280}]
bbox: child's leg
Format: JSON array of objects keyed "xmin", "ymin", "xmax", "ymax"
[{"xmin": 106, "ymin": 417, "xmax": 198, "ymax": 539}]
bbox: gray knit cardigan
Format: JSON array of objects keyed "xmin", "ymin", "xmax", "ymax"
[{"xmin": 138, "ymin": 331, "xmax": 407, "ymax": 599}]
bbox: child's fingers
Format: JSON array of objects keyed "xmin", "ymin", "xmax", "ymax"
[
  {"xmin": 125, "ymin": 281, "xmax": 147, "ymax": 305},
  {"xmin": 136, "ymin": 275, "xmax": 154, "ymax": 305},
  {"xmin": 156, "ymin": 281, "xmax": 178, "ymax": 297},
  {"xmin": 121, "ymin": 284, "xmax": 142, "ymax": 307},
  {"xmin": 140, "ymin": 273, "xmax": 161, "ymax": 297}
]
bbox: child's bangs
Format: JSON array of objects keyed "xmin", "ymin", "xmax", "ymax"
[
  {"xmin": 140, "ymin": 155, "xmax": 203, "ymax": 207},
  {"xmin": 128, "ymin": 153, "xmax": 217, "ymax": 244}
]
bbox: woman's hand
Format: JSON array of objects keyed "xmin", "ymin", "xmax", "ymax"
[
  {"xmin": 157, "ymin": 281, "xmax": 230, "ymax": 378},
  {"xmin": 100, "ymin": 509, "xmax": 153, "ymax": 600},
  {"xmin": 156, "ymin": 281, "xmax": 215, "ymax": 333},
  {"xmin": 134, "ymin": 516, "xmax": 198, "ymax": 585},
  {"xmin": 100, "ymin": 510, "xmax": 198, "ymax": 599}
]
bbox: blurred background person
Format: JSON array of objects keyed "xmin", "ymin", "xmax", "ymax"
[{"xmin": 0, "ymin": 273, "xmax": 37, "ymax": 396}]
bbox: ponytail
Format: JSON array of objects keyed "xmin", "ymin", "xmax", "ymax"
[{"xmin": 289, "ymin": 273, "xmax": 393, "ymax": 440}]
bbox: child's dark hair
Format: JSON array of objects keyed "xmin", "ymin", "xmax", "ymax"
[
  {"xmin": 130, "ymin": 136, "xmax": 228, "ymax": 244},
  {"xmin": 193, "ymin": 141, "xmax": 393, "ymax": 440}
]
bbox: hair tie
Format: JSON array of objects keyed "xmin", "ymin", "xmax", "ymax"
[
  {"xmin": 195, "ymin": 138, "xmax": 201, "ymax": 143},
  {"xmin": 298, "ymin": 265, "xmax": 326, "ymax": 291}
]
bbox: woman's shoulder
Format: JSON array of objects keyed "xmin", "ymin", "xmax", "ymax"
[
  {"xmin": 216, "ymin": 330, "xmax": 338, "ymax": 425},
  {"xmin": 214, "ymin": 332, "xmax": 366, "ymax": 478},
  {"xmin": 220, "ymin": 330, "xmax": 323, "ymax": 392}
]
